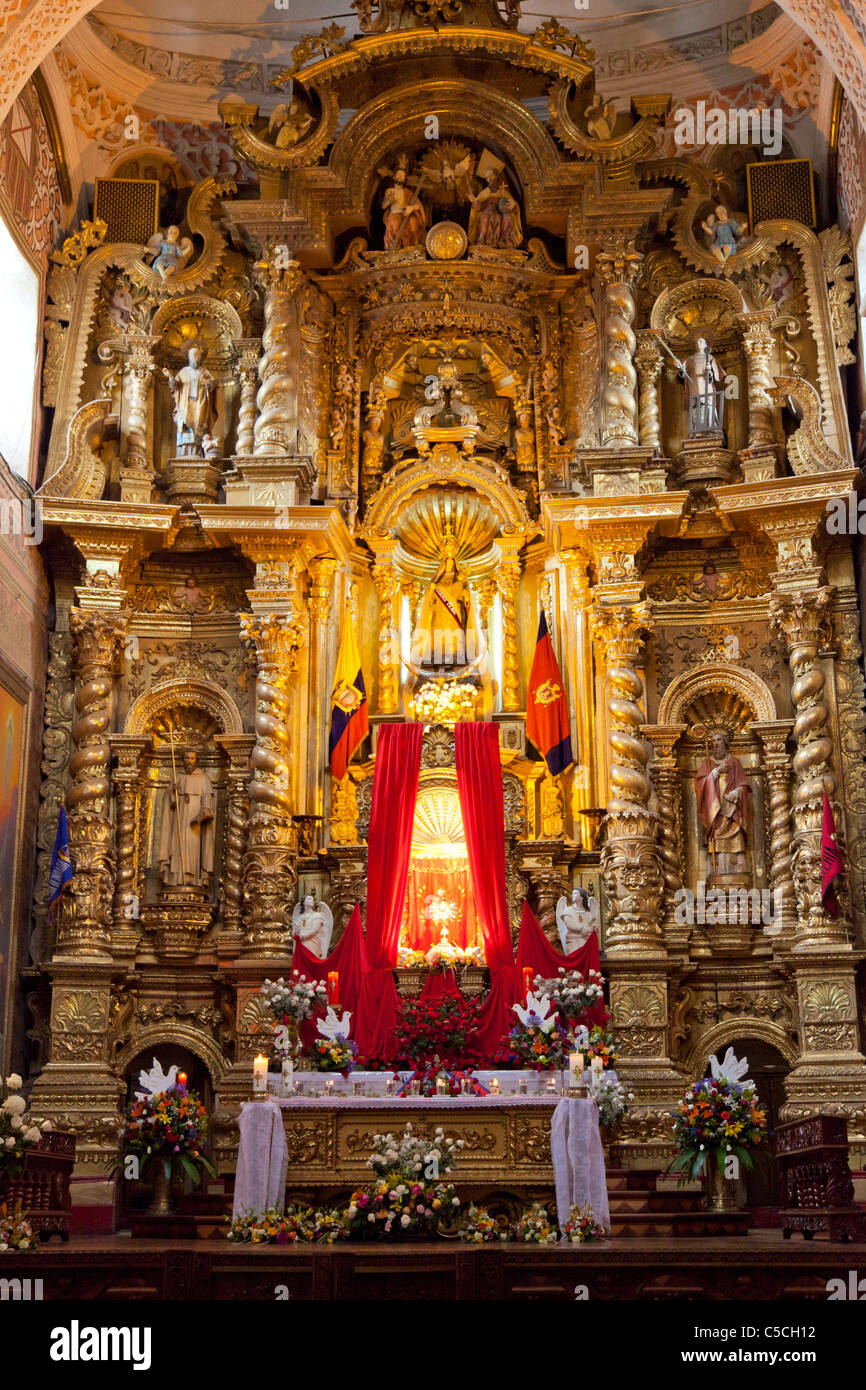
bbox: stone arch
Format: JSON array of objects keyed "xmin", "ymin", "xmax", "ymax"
[
  {"xmin": 124, "ymin": 677, "xmax": 244, "ymax": 738},
  {"xmin": 686, "ymin": 1019, "xmax": 799, "ymax": 1076},
  {"xmin": 115, "ymin": 1024, "xmax": 231, "ymax": 1087},
  {"xmin": 657, "ymin": 663, "xmax": 777, "ymax": 727}
]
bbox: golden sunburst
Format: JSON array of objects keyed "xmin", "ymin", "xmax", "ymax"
[
  {"xmin": 395, "ymin": 488, "xmax": 499, "ymax": 564},
  {"xmin": 411, "ymin": 787, "xmax": 468, "ymax": 861}
]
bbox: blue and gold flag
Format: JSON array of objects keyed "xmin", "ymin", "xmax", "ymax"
[
  {"xmin": 48, "ymin": 806, "xmax": 74, "ymax": 922},
  {"xmin": 329, "ymin": 612, "xmax": 369, "ymax": 781}
]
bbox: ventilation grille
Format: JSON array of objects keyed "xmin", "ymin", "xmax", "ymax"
[
  {"xmin": 746, "ymin": 159, "xmax": 816, "ymax": 229},
  {"xmin": 93, "ymin": 178, "xmax": 160, "ymax": 245}
]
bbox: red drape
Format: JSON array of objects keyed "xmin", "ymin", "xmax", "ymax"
[
  {"xmin": 514, "ymin": 900, "xmax": 607, "ymax": 1028},
  {"xmin": 454, "ymin": 721, "xmax": 519, "ymax": 1054},
  {"xmin": 420, "ymin": 969, "xmax": 463, "ymax": 1004},
  {"xmin": 405, "ymin": 860, "xmax": 479, "ymax": 952},
  {"xmin": 291, "ymin": 903, "xmax": 368, "ymax": 1046},
  {"xmin": 355, "ymin": 722, "xmax": 423, "ymax": 1057}
]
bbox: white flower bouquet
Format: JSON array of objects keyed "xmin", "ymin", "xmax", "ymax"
[
  {"xmin": 368, "ymin": 1122, "xmax": 463, "ymax": 1180},
  {"xmin": 0, "ymin": 1074, "xmax": 51, "ymax": 1171},
  {"xmin": 260, "ymin": 972, "xmax": 329, "ymax": 1023},
  {"xmin": 531, "ymin": 968, "xmax": 605, "ymax": 1024}
]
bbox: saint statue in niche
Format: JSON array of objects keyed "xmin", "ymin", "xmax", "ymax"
[
  {"xmin": 156, "ymin": 748, "xmax": 215, "ymax": 891},
  {"xmin": 163, "ymin": 346, "xmax": 217, "ymax": 455},
  {"xmin": 694, "ymin": 728, "xmax": 752, "ymax": 880},
  {"xmin": 468, "ymin": 169, "xmax": 522, "ymax": 248},
  {"xmin": 413, "ymin": 530, "xmax": 480, "ymax": 672},
  {"xmin": 380, "ymin": 154, "xmax": 427, "ymax": 251}
]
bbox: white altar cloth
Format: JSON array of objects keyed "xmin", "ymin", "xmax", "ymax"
[
  {"xmin": 550, "ymin": 1097, "xmax": 610, "ymax": 1232},
  {"xmin": 232, "ymin": 1100, "xmax": 288, "ymax": 1221},
  {"xmin": 267, "ymin": 1069, "xmax": 617, "ymax": 1097}
]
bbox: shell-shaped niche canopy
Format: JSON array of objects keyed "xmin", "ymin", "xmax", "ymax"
[
  {"xmin": 681, "ymin": 688, "xmax": 758, "ymax": 736},
  {"xmin": 394, "ymin": 487, "xmax": 500, "ymax": 564}
]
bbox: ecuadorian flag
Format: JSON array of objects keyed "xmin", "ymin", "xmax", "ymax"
[
  {"xmin": 329, "ymin": 612, "xmax": 369, "ymax": 782},
  {"xmin": 525, "ymin": 610, "xmax": 573, "ymax": 778},
  {"xmin": 48, "ymin": 806, "xmax": 74, "ymax": 922}
]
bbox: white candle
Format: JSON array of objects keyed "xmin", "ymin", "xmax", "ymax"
[
  {"xmin": 591, "ymin": 1057, "xmax": 604, "ymax": 1085},
  {"xmin": 281, "ymin": 1057, "xmax": 294, "ymax": 1094},
  {"xmin": 489, "ymin": 1076, "xmax": 500, "ymax": 1094},
  {"xmin": 252, "ymin": 1054, "xmax": 268, "ymax": 1095},
  {"xmin": 435, "ymin": 1075, "xmax": 448, "ymax": 1096},
  {"xmin": 569, "ymin": 1051, "xmax": 584, "ymax": 1090}
]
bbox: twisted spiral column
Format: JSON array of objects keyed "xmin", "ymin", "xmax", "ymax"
[
  {"xmin": 642, "ymin": 726, "xmax": 687, "ymax": 922},
  {"xmin": 60, "ymin": 609, "xmax": 127, "ymax": 958},
  {"xmin": 736, "ymin": 311, "xmax": 777, "ymax": 449},
  {"xmin": 215, "ymin": 734, "xmax": 256, "ymax": 948},
  {"xmin": 590, "ymin": 598, "xmax": 664, "ymax": 953},
  {"xmin": 234, "ymin": 339, "xmax": 260, "ymax": 456},
  {"xmin": 750, "ymin": 721, "xmax": 797, "ymax": 944},
  {"xmin": 239, "ymin": 614, "xmax": 304, "ymax": 955},
  {"xmin": 597, "ymin": 245, "xmax": 642, "ymax": 448},
  {"xmin": 497, "ymin": 557, "xmax": 522, "ymax": 713},
  {"xmin": 109, "ymin": 736, "xmax": 148, "ymax": 952},
  {"xmin": 253, "ymin": 256, "xmax": 303, "ymax": 456},
  {"xmin": 373, "ymin": 563, "xmax": 399, "ymax": 715},
  {"xmin": 634, "ymin": 330, "xmax": 664, "ymax": 451},
  {"xmin": 770, "ymin": 587, "xmax": 847, "ymax": 946}
]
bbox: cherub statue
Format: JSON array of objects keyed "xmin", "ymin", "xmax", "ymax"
[
  {"xmin": 701, "ymin": 204, "xmax": 746, "ymax": 265},
  {"xmin": 201, "ymin": 433, "xmax": 221, "ymax": 460},
  {"xmin": 267, "ymin": 94, "xmax": 314, "ymax": 149},
  {"xmin": 292, "ymin": 893, "xmax": 333, "ymax": 959},
  {"xmin": 556, "ymin": 887, "xmax": 600, "ymax": 954},
  {"xmin": 145, "ymin": 224, "xmax": 193, "ymax": 281}
]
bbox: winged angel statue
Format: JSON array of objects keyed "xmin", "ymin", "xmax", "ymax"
[
  {"xmin": 144, "ymin": 224, "xmax": 194, "ymax": 281},
  {"xmin": 556, "ymin": 887, "xmax": 600, "ymax": 955},
  {"xmin": 292, "ymin": 893, "xmax": 334, "ymax": 959}
]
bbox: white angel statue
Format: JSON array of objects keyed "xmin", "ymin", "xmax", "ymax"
[
  {"xmin": 513, "ymin": 990, "xmax": 559, "ymax": 1034},
  {"xmin": 316, "ymin": 1007, "xmax": 352, "ymax": 1041},
  {"xmin": 135, "ymin": 1057, "xmax": 178, "ymax": 1100},
  {"xmin": 291, "ymin": 893, "xmax": 333, "ymax": 959},
  {"xmin": 709, "ymin": 1046, "xmax": 754, "ymax": 1090},
  {"xmin": 144, "ymin": 224, "xmax": 193, "ymax": 281},
  {"xmin": 556, "ymin": 887, "xmax": 599, "ymax": 955}
]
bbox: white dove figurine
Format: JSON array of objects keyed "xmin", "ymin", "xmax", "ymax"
[
  {"xmin": 316, "ymin": 1007, "xmax": 352, "ymax": 1041},
  {"xmin": 135, "ymin": 1057, "xmax": 179, "ymax": 1100},
  {"xmin": 709, "ymin": 1047, "xmax": 753, "ymax": 1089},
  {"xmin": 513, "ymin": 990, "xmax": 559, "ymax": 1034}
]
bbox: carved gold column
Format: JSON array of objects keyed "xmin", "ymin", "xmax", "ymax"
[
  {"xmin": 59, "ymin": 606, "xmax": 128, "ymax": 958},
  {"xmin": 642, "ymin": 725, "xmax": 686, "ymax": 948},
  {"xmin": 750, "ymin": 719, "xmax": 797, "ymax": 947},
  {"xmin": 496, "ymin": 553, "xmax": 522, "ymax": 713},
  {"xmin": 308, "ymin": 556, "xmax": 338, "ymax": 819},
  {"xmin": 234, "ymin": 338, "xmax": 260, "ymax": 456},
  {"xmin": 634, "ymin": 329, "xmax": 664, "ymax": 452},
  {"xmin": 769, "ymin": 585, "xmax": 847, "ymax": 947},
  {"xmin": 240, "ymin": 580, "xmax": 304, "ymax": 955},
  {"xmin": 597, "ymin": 241, "xmax": 642, "ymax": 448},
  {"xmin": 215, "ymin": 733, "xmax": 256, "ymax": 956},
  {"xmin": 735, "ymin": 311, "xmax": 777, "ymax": 450},
  {"xmin": 373, "ymin": 560, "xmax": 399, "ymax": 715},
  {"xmin": 108, "ymin": 735, "xmax": 149, "ymax": 958},
  {"xmin": 590, "ymin": 592, "xmax": 663, "ymax": 953},
  {"xmin": 120, "ymin": 333, "xmax": 158, "ymax": 504},
  {"xmin": 253, "ymin": 253, "xmax": 303, "ymax": 456}
]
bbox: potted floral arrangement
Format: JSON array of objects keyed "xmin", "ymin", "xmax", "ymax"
[
  {"xmin": 311, "ymin": 1032, "xmax": 358, "ymax": 1075},
  {"xmin": 459, "ymin": 1203, "xmax": 509, "ymax": 1243},
  {"xmin": 345, "ymin": 1123, "xmax": 462, "ymax": 1239},
  {"xmin": 0, "ymin": 1201, "xmax": 34, "ymax": 1252},
  {"xmin": 669, "ymin": 1055, "xmax": 767, "ymax": 1211},
  {"xmin": 531, "ymin": 969, "xmax": 607, "ymax": 1026},
  {"xmin": 109, "ymin": 1077, "xmax": 216, "ymax": 1215},
  {"xmin": 1, "ymin": 1074, "xmax": 49, "ymax": 1172},
  {"xmin": 227, "ymin": 1205, "xmax": 347, "ymax": 1245},
  {"xmin": 512, "ymin": 1201, "xmax": 558, "ymax": 1243},
  {"xmin": 260, "ymin": 973, "xmax": 329, "ymax": 1065},
  {"xmin": 561, "ymin": 1202, "xmax": 607, "ymax": 1244}
]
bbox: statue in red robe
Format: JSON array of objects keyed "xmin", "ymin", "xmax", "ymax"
[{"xmin": 694, "ymin": 729, "xmax": 751, "ymax": 879}]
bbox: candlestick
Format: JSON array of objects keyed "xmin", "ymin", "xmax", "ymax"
[
  {"xmin": 252, "ymin": 1054, "xmax": 268, "ymax": 1100},
  {"xmin": 522, "ymin": 966, "xmax": 534, "ymax": 999},
  {"xmin": 327, "ymin": 971, "xmax": 340, "ymax": 1008}
]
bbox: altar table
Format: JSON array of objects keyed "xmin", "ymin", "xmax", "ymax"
[{"xmin": 232, "ymin": 1088, "xmax": 608, "ymax": 1227}]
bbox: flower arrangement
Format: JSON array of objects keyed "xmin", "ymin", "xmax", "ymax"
[
  {"xmin": 227, "ymin": 1205, "xmax": 348, "ymax": 1245},
  {"xmin": 311, "ymin": 1033, "xmax": 358, "ymax": 1074},
  {"xmin": 344, "ymin": 1124, "xmax": 462, "ymax": 1240},
  {"xmin": 368, "ymin": 1123, "xmax": 463, "ymax": 1180},
  {"xmin": 109, "ymin": 1082, "xmax": 216, "ymax": 1186},
  {"xmin": 669, "ymin": 1076, "xmax": 767, "ymax": 1181},
  {"xmin": 531, "ymin": 969, "xmax": 607, "ymax": 1025},
  {"xmin": 260, "ymin": 973, "xmax": 328, "ymax": 1024},
  {"xmin": 512, "ymin": 1201, "xmax": 558, "ymax": 1244},
  {"xmin": 1, "ymin": 1073, "xmax": 51, "ymax": 1171},
  {"xmin": 397, "ymin": 948, "xmax": 429, "ymax": 969},
  {"xmin": 587, "ymin": 1075, "xmax": 633, "ymax": 1128},
  {"xmin": 458, "ymin": 1203, "xmax": 509, "ymax": 1243},
  {"xmin": 561, "ymin": 1202, "xmax": 607, "ymax": 1244},
  {"xmin": 0, "ymin": 1201, "xmax": 34, "ymax": 1251},
  {"xmin": 393, "ymin": 993, "xmax": 483, "ymax": 1071},
  {"xmin": 425, "ymin": 944, "xmax": 482, "ymax": 971},
  {"xmin": 570, "ymin": 1023, "xmax": 617, "ymax": 1071}
]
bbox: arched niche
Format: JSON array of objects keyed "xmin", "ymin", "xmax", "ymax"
[{"xmin": 116, "ymin": 1028, "xmax": 231, "ymax": 1092}]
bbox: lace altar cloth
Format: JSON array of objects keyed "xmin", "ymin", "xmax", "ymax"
[
  {"xmin": 550, "ymin": 1097, "xmax": 610, "ymax": 1231},
  {"xmin": 267, "ymin": 1069, "xmax": 617, "ymax": 1096},
  {"xmin": 232, "ymin": 1100, "xmax": 288, "ymax": 1221}
]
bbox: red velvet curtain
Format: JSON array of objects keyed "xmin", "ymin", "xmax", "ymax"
[
  {"xmin": 405, "ymin": 860, "xmax": 478, "ymax": 951},
  {"xmin": 514, "ymin": 900, "xmax": 607, "ymax": 1028},
  {"xmin": 454, "ymin": 721, "xmax": 519, "ymax": 1054},
  {"xmin": 355, "ymin": 722, "xmax": 423, "ymax": 1056},
  {"xmin": 292, "ymin": 904, "xmax": 368, "ymax": 1047}
]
